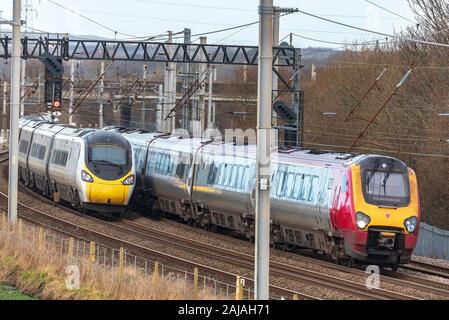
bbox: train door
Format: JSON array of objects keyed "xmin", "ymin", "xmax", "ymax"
[
  {"xmin": 314, "ymin": 169, "xmax": 326, "ymax": 228},
  {"xmin": 66, "ymin": 141, "xmax": 80, "ymax": 187},
  {"xmin": 315, "ymin": 168, "xmax": 333, "ymax": 230}
]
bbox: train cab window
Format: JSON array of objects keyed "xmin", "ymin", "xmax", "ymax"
[
  {"xmin": 19, "ymin": 140, "xmax": 29, "ymax": 154},
  {"xmin": 89, "ymin": 145, "xmax": 127, "ymax": 166},
  {"xmin": 30, "ymin": 143, "xmax": 46, "ymax": 160},
  {"xmin": 364, "ymin": 170, "xmax": 409, "ymax": 206},
  {"xmin": 51, "ymin": 149, "xmax": 69, "ymax": 167}
]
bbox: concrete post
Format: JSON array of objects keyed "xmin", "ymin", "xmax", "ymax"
[
  {"xmin": 2, "ymin": 81, "xmax": 7, "ymax": 116},
  {"xmin": 20, "ymin": 58, "xmax": 25, "ymax": 117},
  {"xmin": 156, "ymin": 84, "xmax": 163, "ymax": 131},
  {"xmin": 142, "ymin": 64, "xmax": 147, "ymax": 127},
  {"xmin": 99, "ymin": 61, "xmax": 104, "ymax": 128},
  {"xmin": 197, "ymin": 36, "xmax": 207, "ymax": 136},
  {"xmin": 254, "ymin": 0, "xmax": 273, "ymax": 300},
  {"xmin": 163, "ymin": 31, "xmax": 176, "ymax": 133},
  {"xmin": 37, "ymin": 69, "xmax": 42, "ymax": 108},
  {"xmin": 272, "ymin": 7, "xmax": 280, "ymax": 126},
  {"xmin": 182, "ymin": 28, "xmax": 191, "ymax": 131},
  {"xmin": 8, "ymin": 0, "xmax": 21, "ymax": 224},
  {"xmin": 69, "ymin": 60, "xmax": 75, "ymax": 125},
  {"xmin": 207, "ymin": 66, "xmax": 214, "ymax": 129}
]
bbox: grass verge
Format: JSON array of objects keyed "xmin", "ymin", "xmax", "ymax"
[{"xmin": 0, "ymin": 215, "xmax": 225, "ymax": 300}]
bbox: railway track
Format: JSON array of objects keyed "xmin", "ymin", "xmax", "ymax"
[
  {"xmin": 0, "ymin": 190, "xmax": 310, "ymax": 300},
  {"xmin": 146, "ymin": 216, "xmax": 449, "ymax": 298},
  {"xmin": 5, "ymin": 191, "xmax": 412, "ymax": 300},
  {"xmin": 0, "ymin": 156, "xmax": 315, "ymax": 300},
  {"xmin": 117, "ymin": 219, "xmax": 420, "ymax": 300},
  {"xmin": 8, "ymin": 181, "xmax": 420, "ymax": 300},
  {"xmin": 401, "ymin": 260, "xmax": 449, "ymax": 280},
  {"xmin": 1, "ymin": 151, "xmax": 447, "ymax": 299},
  {"xmin": 0, "ymin": 150, "xmax": 8, "ymax": 163}
]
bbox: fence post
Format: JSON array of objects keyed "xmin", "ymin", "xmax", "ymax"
[
  {"xmin": 89, "ymin": 241, "xmax": 96, "ymax": 265},
  {"xmin": 193, "ymin": 267, "xmax": 199, "ymax": 300},
  {"xmin": 17, "ymin": 219, "xmax": 22, "ymax": 237},
  {"xmin": 38, "ymin": 227, "xmax": 45, "ymax": 250},
  {"xmin": 119, "ymin": 247, "xmax": 124, "ymax": 276},
  {"xmin": 235, "ymin": 276, "xmax": 243, "ymax": 300},
  {"xmin": 1, "ymin": 214, "xmax": 6, "ymax": 230},
  {"xmin": 68, "ymin": 237, "xmax": 74, "ymax": 257},
  {"xmin": 293, "ymin": 293, "xmax": 299, "ymax": 300},
  {"xmin": 153, "ymin": 261, "xmax": 159, "ymax": 286}
]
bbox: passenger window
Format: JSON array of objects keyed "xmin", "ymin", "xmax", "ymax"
[
  {"xmin": 276, "ymin": 171, "xmax": 286, "ymax": 196},
  {"xmin": 224, "ymin": 164, "xmax": 232, "ymax": 186},
  {"xmin": 19, "ymin": 140, "xmax": 29, "ymax": 154},
  {"xmin": 235, "ymin": 166, "xmax": 245, "ymax": 189},
  {"xmin": 218, "ymin": 163, "xmax": 226, "ymax": 185},
  {"xmin": 328, "ymin": 178, "xmax": 334, "ymax": 189},
  {"xmin": 51, "ymin": 150, "xmax": 69, "ymax": 166},
  {"xmin": 207, "ymin": 163, "xmax": 216, "ymax": 184},
  {"xmin": 30, "ymin": 143, "xmax": 46, "ymax": 160},
  {"xmin": 176, "ymin": 162, "xmax": 186, "ymax": 179},
  {"xmin": 308, "ymin": 176, "xmax": 319, "ymax": 202},
  {"xmin": 285, "ymin": 173, "xmax": 295, "ymax": 198},
  {"xmin": 293, "ymin": 174, "xmax": 304, "ymax": 199},
  {"xmin": 341, "ymin": 175, "xmax": 348, "ymax": 193},
  {"xmin": 300, "ymin": 175, "xmax": 311, "ymax": 201},
  {"xmin": 230, "ymin": 165, "xmax": 238, "ymax": 187}
]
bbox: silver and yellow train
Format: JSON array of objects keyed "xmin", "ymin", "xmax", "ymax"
[{"xmin": 18, "ymin": 115, "xmax": 135, "ymax": 215}]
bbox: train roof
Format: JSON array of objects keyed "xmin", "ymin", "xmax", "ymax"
[
  {"xmin": 100, "ymin": 127, "xmax": 406, "ymax": 168},
  {"xmin": 198, "ymin": 142, "xmax": 366, "ymax": 167},
  {"xmin": 20, "ymin": 115, "xmax": 103, "ymax": 139}
]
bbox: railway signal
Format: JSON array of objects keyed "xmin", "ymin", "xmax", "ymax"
[{"xmin": 39, "ymin": 52, "xmax": 64, "ymax": 113}]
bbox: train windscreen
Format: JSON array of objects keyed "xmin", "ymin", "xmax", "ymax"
[
  {"xmin": 364, "ymin": 170, "xmax": 409, "ymax": 206},
  {"xmin": 89, "ymin": 145, "xmax": 128, "ymax": 166}
]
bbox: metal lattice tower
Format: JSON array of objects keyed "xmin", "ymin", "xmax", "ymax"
[{"xmin": 22, "ymin": 0, "xmax": 38, "ymax": 29}]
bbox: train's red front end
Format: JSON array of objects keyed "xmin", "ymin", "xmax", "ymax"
[{"xmin": 332, "ymin": 156, "xmax": 420, "ymax": 269}]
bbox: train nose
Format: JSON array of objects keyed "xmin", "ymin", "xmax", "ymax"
[{"xmin": 88, "ymin": 183, "xmax": 128, "ymax": 205}]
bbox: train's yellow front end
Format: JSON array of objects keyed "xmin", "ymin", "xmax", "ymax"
[
  {"xmin": 344, "ymin": 156, "xmax": 420, "ymax": 270},
  {"xmin": 79, "ymin": 131, "xmax": 135, "ymax": 215}
]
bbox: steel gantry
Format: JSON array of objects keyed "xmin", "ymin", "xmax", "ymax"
[
  {"xmin": 0, "ymin": 36, "xmax": 303, "ymax": 146},
  {"xmin": 0, "ymin": 36, "xmax": 299, "ymax": 66}
]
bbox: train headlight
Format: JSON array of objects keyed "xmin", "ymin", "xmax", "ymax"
[
  {"xmin": 81, "ymin": 170, "xmax": 94, "ymax": 183},
  {"xmin": 356, "ymin": 212, "xmax": 371, "ymax": 230},
  {"xmin": 122, "ymin": 174, "xmax": 135, "ymax": 185},
  {"xmin": 404, "ymin": 216, "xmax": 418, "ymax": 233}
]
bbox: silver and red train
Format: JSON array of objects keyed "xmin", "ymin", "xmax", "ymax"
[{"xmin": 107, "ymin": 128, "xmax": 420, "ymax": 270}]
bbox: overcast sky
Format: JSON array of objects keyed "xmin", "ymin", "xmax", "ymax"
[{"xmin": 0, "ymin": 0, "xmax": 416, "ymax": 48}]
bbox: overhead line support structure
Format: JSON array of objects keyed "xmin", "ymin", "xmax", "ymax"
[{"xmin": 0, "ymin": 37, "xmax": 298, "ymax": 67}]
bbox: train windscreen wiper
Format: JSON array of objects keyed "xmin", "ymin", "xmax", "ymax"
[
  {"xmin": 92, "ymin": 159, "xmax": 123, "ymax": 167},
  {"xmin": 382, "ymin": 161, "xmax": 394, "ymax": 188},
  {"xmin": 366, "ymin": 159, "xmax": 380, "ymax": 187}
]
